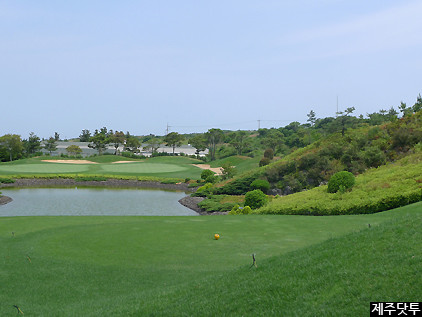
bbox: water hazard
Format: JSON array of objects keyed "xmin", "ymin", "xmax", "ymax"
[{"xmin": 0, "ymin": 188, "xmax": 197, "ymax": 216}]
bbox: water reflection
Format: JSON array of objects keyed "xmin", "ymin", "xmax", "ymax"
[{"xmin": 0, "ymin": 188, "xmax": 197, "ymax": 216}]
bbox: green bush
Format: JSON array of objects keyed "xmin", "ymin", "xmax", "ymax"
[
  {"xmin": 263, "ymin": 148, "xmax": 274, "ymax": 160},
  {"xmin": 229, "ymin": 205, "xmax": 252, "ymax": 215},
  {"xmin": 259, "ymin": 157, "xmax": 271, "ymax": 167},
  {"xmin": 250, "ymin": 179, "xmax": 270, "ymax": 193},
  {"xmin": 205, "ymin": 174, "xmax": 219, "ymax": 184},
  {"xmin": 198, "ymin": 199, "xmax": 237, "ymax": 212},
  {"xmin": 244, "ymin": 189, "xmax": 268, "ymax": 209},
  {"xmin": 0, "ymin": 177, "xmax": 15, "ymax": 184},
  {"xmin": 201, "ymin": 169, "xmax": 215, "ymax": 180},
  {"xmin": 217, "ymin": 174, "xmax": 260, "ymax": 195},
  {"xmin": 327, "ymin": 171, "xmax": 355, "ymax": 193},
  {"xmin": 193, "ymin": 183, "xmax": 215, "ymax": 197}
]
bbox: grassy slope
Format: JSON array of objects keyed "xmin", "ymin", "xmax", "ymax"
[
  {"xmin": 208, "ymin": 155, "xmax": 261, "ymax": 174},
  {"xmin": 1, "ymin": 203, "xmax": 420, "ymax": 316},
  {"xmin": 258, "ymin": 152, "xmax": 422, "ymax": 215},
  {"xmin": 0, "ymin": 156, "xmax": 204, "ymax": 180},
  {"xmin": 149, "ymin": 202, "xmax": 422, "ymax": 316}
]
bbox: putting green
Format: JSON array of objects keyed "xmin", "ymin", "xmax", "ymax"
[
  {"xmin": 0, "ymin": 163, "xmax": 90, "ymax": 173},
  {"xmin": 101, "ymin": 163, "xmax": 187, "ymax": 173}
]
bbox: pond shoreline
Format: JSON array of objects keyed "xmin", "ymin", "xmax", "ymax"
[
  {"xmin": 0, "ymin": 178, "xmax": 194, "ymax": 191},
  {"xmin": 178, "ymin": 196, "xmax": 229, "ymax": 216}
]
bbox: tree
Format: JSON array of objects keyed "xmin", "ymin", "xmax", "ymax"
[
  {"xmin": 189, "ymin": 134, "xmax": 207, "ymax": 158},
  {"xmin": 79, "ymin": 129, "xmax": 91, "ymax": 142},
  {"xmin": 264, "ymin": 148, "xmax": 274, "ymax": 160},
  {"xmin": 110, "ymin": 131, "xmax": 126, "ymax": 155},
  {"xmin": 143, "ymin": 137, "xmax": 162, "ymax": 154},
  {"xmin": 66, "ymin": 145, "xmax": 82, "ymax": 156},
  {"xmin": 24, "ymin": 132, "xmax": 42, "ymax": 155},
  {"xmin": 221, "ymin": 162, "xmax": 236, "ymax": 180},
  {"xmin": 44, "ymin": 137, "xmax": 57, "ymax": 154},
  {"xmin": 164, "ymin": 132, "xmax": 184, "ymax": 155},
  {"xmin": 88, "ymin": 128, "xmax": 110, "ymax": 155},
  {"xmin": 412, "ymin": 94, "xmax": 422, "ymax": 113},
  {"xmin": 335, "ymin": 107, "xmax": 355, "ymax": 136},
  {"xmin": 399, "ymin": 102, "xmax": 412, "ymax": 117},
  {"xmin": 228, "ymin": 130, "xmax": 250, "ymax": 155},
  {"xmin": 0, "ymin": 134, "xmax": 23, "ymax": 161},
  {"xmin": 261, "ymin": 130, "xmax": 284, "ymax": 154},
  {"xmin": 205, "ymin": 128, "xmax": 224, "ymax": 161},
  {"xmin": 387, "ymin": 107, "xmax": 399, "ymax": 122},
  {"xmin": 124, "ymin": 136, "xmax": 141, "ymax": 153},
  {"xmin": 54, "ymin": 132, "xmax": 60, "ymax": 141},
  {"xmin": 307, "ymin": 110, "xmax": 317, "ymax": 126}
]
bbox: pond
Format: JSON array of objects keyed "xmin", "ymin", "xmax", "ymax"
[{"xmin": 0, "ymin": 188, "xmax": 197, "ymax": 216}]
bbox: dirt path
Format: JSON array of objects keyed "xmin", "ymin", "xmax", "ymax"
[{"xmin": 192, "ymin": 164, "xmax": 223, "ymax": 175}]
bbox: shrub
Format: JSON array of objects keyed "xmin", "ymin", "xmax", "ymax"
[
  {"xmin": 221, "ymin": 162, "xmax": 236, "ymax": 180},
  {"xmin": 361, "ymin": 146, "xmax": 387, "ymax": 168},
  {"xmin": 229, "ymin": 205, "xmax": 252, "ymax": 215},
  {"xmin": 188, "ymin": 182, "xmax": 200, "ymax": 188},
  {"xmin": 327, "ymin": 171, "xmax": 355, "ymax": 193},
  {"xmin": 263, "ymin": 148, "xmax": 274, "ymax": 160},
  {"xmin": 0, "ymin": 177, "xmax": 15, "ymax": 184},
  {"xmin": 216, "ymin": 174, "xmax": 259, "ymax": 195},
  {"xmin": 250, "ymin": 179, "xmax": 270, "ymax": 193},
  {"xmin": 244, "ymin": 189, "xmax": 268, "ymax": 209},
  {"xmin": 205, "ymin": 174, "xmax": 219, "ymax": 184},
  {"xmin": 199, "ymin": 199, "xmax": 237, "ymax": 212},
  {"xmin": 259, "ymin": 157, "xmax": 271, "ymax": 167},
  {"xmin": 193, "ymin": 183, "xmax": 214, "ymax": 197},
  {"xmin": 201, "ymin": 169, "xmax": 215, "ymax": 180},
  {"xmin": 184, "ymin": 178, "xmax": 191, "ymax": 183}
]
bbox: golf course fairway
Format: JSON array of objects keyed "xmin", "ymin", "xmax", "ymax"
[{"xmin": 1, "ymin": 201, "xmax": 421, "ymax": 316}]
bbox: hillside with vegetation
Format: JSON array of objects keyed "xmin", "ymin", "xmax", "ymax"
[{"xmin": 194, "ymin": 95, "xmax": 422, "ymax": 214}]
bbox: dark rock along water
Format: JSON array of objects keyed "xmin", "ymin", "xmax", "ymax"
[{"xmin": 0, "ymin": 188, "xmax": 197, "ymax": 216}]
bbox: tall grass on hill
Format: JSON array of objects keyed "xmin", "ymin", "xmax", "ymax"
[{"xmin": 257, "ymin": 153, "xmax": 422, "ymax": 215}]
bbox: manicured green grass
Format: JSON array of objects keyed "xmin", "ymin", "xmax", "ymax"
[
  {"xmin": 0, "ymin": 163, "xmax": 90, "ymax": 174},
  {"xmin": 1, "ymin": 202, "xmax": 420, "ymax": 315},
  {"xmin": 150, "ymin": 203, "xmax": 422, "ymax": 316},
  {"xmin": 0, "ymin": 156, "xmax": 204, "ymax": 180},
  {"xmin": 209, "ymin": 155, "xmax": 261, "ymax": 174}
]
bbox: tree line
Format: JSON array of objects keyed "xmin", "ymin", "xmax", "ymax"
[{"xmin": 1, "ymin": 94, "xmax": 421, "ymax": 162}]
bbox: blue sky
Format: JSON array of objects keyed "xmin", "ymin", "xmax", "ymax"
[{"xmin": 1, "ymin": 1, "xmax": 421, "ymax": 139}]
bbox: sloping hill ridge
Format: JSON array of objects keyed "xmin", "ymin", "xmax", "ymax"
[{"xmin": 218, "ymin": 111, "xmax": 422, "ymax": 196}]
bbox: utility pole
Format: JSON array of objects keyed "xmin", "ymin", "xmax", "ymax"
[
  {"xmin": 165, "ymin": 123, "xmax": 170, "ymax": 135},
  {"xmin": 257, "ymin": 119, "xmax": 261, "ymax": 130},
  {"xmin": 336, "ymin": 95, "xmax": 339, "ymax": 117}
]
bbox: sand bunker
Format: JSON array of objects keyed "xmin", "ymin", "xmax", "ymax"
[
  {"xmin": 111, "ymin": 161, "xmax": 138, "ymax": 164},
  {"xmin": 192, "ymin": 164, "xmax": 223, "ymax": 175},
  {"xmin": 42, "ymin": 160, "xmax": 98, "ymax": 164}
]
